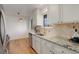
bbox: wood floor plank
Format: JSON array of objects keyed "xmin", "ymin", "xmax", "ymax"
[{"xmin": 8, "ymin": 38, "xmax": 36, "ymax": 54}]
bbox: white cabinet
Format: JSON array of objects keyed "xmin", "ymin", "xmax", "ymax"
[
  {"xmin": 47, "ymin": 4, "xmax": 79, "ymax": 24},
  {"xmin": 35, "ymin": 37, "xmax": 41, "ymax": 53},
  {"xmin": 32, "ymin": 8, "xmax": 43, "ymax": 27},
  {"xmin": 47, "ymin": 4, "xmax": 60, "ymax": 24},
  {"xmin": 40, "ymin": 39, "xmax": 47, "ymax": 54},
  {"xmin": 45, "ymin": 41, "xmax": 55, "ymax": 54},
  {"xmin": 40, "ymin": 39, "xmax": 52, "ymax": 54},
  {"xmin": 62, "ymin": 4, "xmax": 79, "ymax": 23},
  {"xmin": 32, "ymin": 35, "xmax": 37, "ymax": 51},
  {"xmin": 32, "ymin": 34, "xmax": 77, "ymax": 54},
  {"xmin": 32, "ymin": 35, "xmax": 53, "ymax": 54},
  {"xmin": 40, "ymin": 39, "xmax": 57, "ymax": 54},
  {"xmin": 32, "ymin": 35, "xmax": 41, "ymax": 53},
  {"xmin": 41, "ymin": 39, "xmax": 77, "ymax": 54},
  {"xmin": 42, "ymin": 41, "xmax": 77, "ymax": 54}
]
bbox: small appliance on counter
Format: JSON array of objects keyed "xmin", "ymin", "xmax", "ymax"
[{"xmin": 70, "ymin": 27, "xmax": 79, "ymax": 43}]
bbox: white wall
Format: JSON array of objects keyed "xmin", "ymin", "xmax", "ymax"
[{"xmin": 5, "ymin": 15, "xmax": 28, "ymax": 40}]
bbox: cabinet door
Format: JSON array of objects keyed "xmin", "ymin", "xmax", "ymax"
[
  {"xmin": 32, "ymin": 35, "xmax": 36, "ymax": 51},
  {"xmin": 41, "ymin": 39, "xmax": 55, "ymax": 54},
  {"xmin": 41, "ymin": 40, "xmax": 49, "ymax": 54},
  {"xmin": 35, "ymin": 37, "xmax": 41, "ymax": 54},
  {"xmin": 62, "ymin": 4, "xmax": 79, "ymax": 23},
  {"xmin": 48, "ymin": 4, "xmax": 60, "ymax": 24},
  {"xmin": 46, "ymin": 41, "xmax": 55, "ymax": 54},
  {"xmin": 40, "ymin": 39, "xmax": 49, "ymax": 54},
  {"xmin": 32, "ymin": 35, "xmax": 41, "ymax": 53}
]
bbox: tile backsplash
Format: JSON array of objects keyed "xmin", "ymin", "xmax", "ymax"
[{"xmin": 40, "ymin": 23, "xmax": 79, "ymax": 39}]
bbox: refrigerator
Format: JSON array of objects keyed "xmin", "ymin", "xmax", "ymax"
[{"xmin": 0, "ymin": 10, "xmax": 6, "ymax": 53}]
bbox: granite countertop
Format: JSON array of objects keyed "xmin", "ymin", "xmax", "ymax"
[
  {"xmin": 29, "ymin": 31, "xmax": 79, "ymax": 53},
  {"xmin": 43, "ymin": 36, "xmax": 79, "ymax": 53}
]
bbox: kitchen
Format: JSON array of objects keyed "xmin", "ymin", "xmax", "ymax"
[{"xmin": 0, "ymin": 4, "xmax": 79, "ymax": 54}]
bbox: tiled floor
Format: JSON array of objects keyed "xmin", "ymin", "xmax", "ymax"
[{"xmin": 8, "ymin": 38, "xmax": 36, "ymax": 54}]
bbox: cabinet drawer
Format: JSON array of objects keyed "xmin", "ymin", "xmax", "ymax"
[
  {"xmin": 40, "ymin": 39, "xmax": 48, "ymax": 54},
  {"xmin": 41, "ymin": 39, "xmax": 55, "ymax": 54}
]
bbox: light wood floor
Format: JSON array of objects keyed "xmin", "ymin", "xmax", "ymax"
[{"xmin": 8, "ymin": 38, "xmax": 36, "ymax": 54}]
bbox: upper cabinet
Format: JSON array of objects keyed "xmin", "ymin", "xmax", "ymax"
[
  {"xmin": 32, "ymin": 8, "xmax": 43, "ymax": 27},
  {"xmin": 47, "ymin": 4, "xmax": 60, "ymax": 25},
  {"xmin": 62, "ymin": 4, "xmax": 79, "ymax": 23},
  {"xmin": 32, "ymin": 5, "xmax": 61, "ymax": 27},
  {"xmin": 47, "ymin": 4, "xmax": 79, "ymax": 24},
  {"xmin": 31, "ymin": 4, "xmax": 79, "ymax": 27}
]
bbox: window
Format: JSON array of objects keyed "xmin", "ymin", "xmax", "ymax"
[{"xmin": 43, "ymin": 14, "xmax": 48, "ymax": 27}]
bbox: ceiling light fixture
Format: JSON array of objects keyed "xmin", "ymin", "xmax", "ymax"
[{"xmin": 17, "ymin": 11, "xmax": 24, "ymax": 22}]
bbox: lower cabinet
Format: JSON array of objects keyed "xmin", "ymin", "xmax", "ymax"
[
  {"xmin": 31, "ymin": 34, "xmax": 77, "ymax": 54},
  {"xmin": 35, "ymin": 37, "xmax": 41, "ymax": 53},
  {"xmin": 32, "ymin": 35, "xmax": 41, "ymax": 53},
  {"xmin": 32, "ymin": 35, "xmax": 36, "ymax": 51},
  {"xmin": 40, "ymin": 39, "xmax": 55, "ymax": 54},
  {"xmin": 40, "ymin": 39, "xmax": 49, "ymax": 54}
]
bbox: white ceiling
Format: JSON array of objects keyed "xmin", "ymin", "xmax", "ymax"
[{"xmin": 3, "ymin": 4, "xmax": 45, "ymax": 17}]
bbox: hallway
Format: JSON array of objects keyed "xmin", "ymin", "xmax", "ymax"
[{"xmin": 8, "ymin": 38, "xmax": 36, "ymax": 54}]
